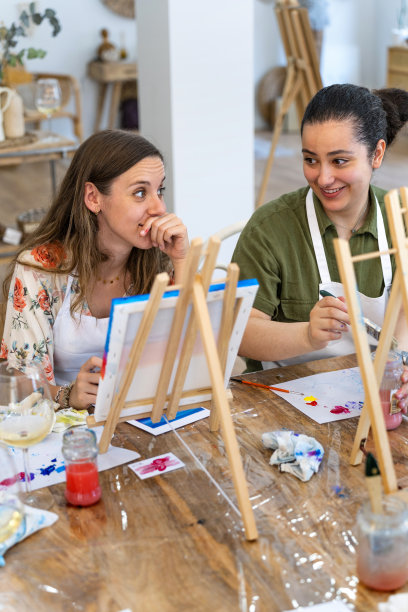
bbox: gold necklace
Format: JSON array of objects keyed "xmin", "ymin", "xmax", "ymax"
[
  {"xmin": 334, "ymin": 200, "xmax": 369, "ymax": 234},
  {"xmin": 96, "ymin": 275, "xmax": 120, "ymax": 285}
]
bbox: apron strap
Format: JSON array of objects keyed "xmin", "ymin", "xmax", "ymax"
[
  {"xmin": 306, "ymin": 189, "xmax": 330, "ymax": 284},
  {"xmin": 306, "ymin": 189, "xmax": 392, "ymax": 289}
]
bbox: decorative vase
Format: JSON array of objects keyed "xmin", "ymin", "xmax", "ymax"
[
  {"xmin": 0, "ymin": 87, "xmax": 13, "ymax": 141},
  {"xmin": 3, "ymin": 89, "xmax": 25, "ymax": 139}
]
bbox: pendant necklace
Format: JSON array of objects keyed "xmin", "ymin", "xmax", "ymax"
[{"xmin": 334, "ymin": 200, "xmax": 369, "ymax": 234}]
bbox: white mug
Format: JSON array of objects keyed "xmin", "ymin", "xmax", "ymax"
[{"xmin": 0, "ymin": 87, "xmax": 13, "ymax": 141}]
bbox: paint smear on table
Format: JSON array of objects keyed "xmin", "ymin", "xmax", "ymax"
[{"xmin": 271, "ymin": 367, "xmax": 364, "ymax": 424}]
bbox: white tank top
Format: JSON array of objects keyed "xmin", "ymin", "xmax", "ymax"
[{"xmin": 53, "ymin": 275, "xmax": 109, "ymax": 385}]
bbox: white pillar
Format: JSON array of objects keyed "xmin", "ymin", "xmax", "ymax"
[{"xmin": 136, "ymin": 0, "xmax": 254, "ymax": 267}]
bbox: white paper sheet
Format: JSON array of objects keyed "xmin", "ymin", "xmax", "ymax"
[
  {"xmin": 272, "ymin": 367, "xmax": 364, "ymax": 424},
  {"xmin": 0, "ymin": 427, "xmax": 140, "ymax": 493}
]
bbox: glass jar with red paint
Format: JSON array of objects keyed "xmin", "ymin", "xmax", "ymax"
[
  {"xmin": 356, "ymin": 496, "xmax": 408, "ymax": 591},
  {"xmin": 62, "ymin": 429, "xmax": 101, "ymax": 506},
  {"xmin": 372, "ymin": 351, "xmax": 404, "ymax": 430}
]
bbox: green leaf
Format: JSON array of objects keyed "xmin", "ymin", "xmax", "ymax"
[
  {"xmin": 26, "ymin": 47, "xmax": 47, "ymax": 59},
  {"xmin": 32, "ymin": 13, "xmax": 43, "ymax": 25},
  {"xmin": 50, "ymin": 18, "xmax": 61, "ymax": 37},
  {"xmin": 20, "ymin": 10, "xmax": 30, "ymax": 28},
  {"xmin": 15, "ymin": 26, "xmax": 26, "ymax": 38},
  {"xmin": 29, "ymin": 2, "xmax": 36, "ymax": 15},
  {"xmin": 44, "ymin": 9, "xmax": 56, "ymax": 18}
]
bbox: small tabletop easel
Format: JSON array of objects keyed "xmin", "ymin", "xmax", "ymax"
[
  {"xmin": 334, "ymin": 187, "xmax": 408, "ymax": 500},
  {"xmin": 256, "ymin": 0, "xmax": 322, "ymax": 209},
  {"xmin": 87, "ymin": 236, "xmax": 258, "ymax": 541}
]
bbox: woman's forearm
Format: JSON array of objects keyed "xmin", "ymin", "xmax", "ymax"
[{"xmin": 239, "ymin": 315, "xmax": 315, "ymax": 362}]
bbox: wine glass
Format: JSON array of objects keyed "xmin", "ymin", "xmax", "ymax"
[
  {"xmin": 0, "ymin": 361, "xmax": 55, "ymax": 509},
  {"xmin": 34, "ymin": 78, "xmax": 62, "ymax": 141}
]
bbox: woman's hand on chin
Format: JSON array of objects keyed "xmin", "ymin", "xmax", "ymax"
[{"xmin": 149, "ymin": 213, "xmax": 189, "ymax": 263}]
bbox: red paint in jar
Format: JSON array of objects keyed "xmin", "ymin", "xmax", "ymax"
[
  {"xmin": 62, "ymin": 428, "xmax": 101, "ymax": 507},
  {"xmin": 65, "ymin": 462, "xmax": 101, "ymax": 506}
]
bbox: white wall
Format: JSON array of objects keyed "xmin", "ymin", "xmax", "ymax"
[
  {"xmin": 136, "ymin": 0, "xmax": 254, "ymax": 264},
  {"xmin": 1, "ymin": 0, "xmax": 137, "ymax": 139}
]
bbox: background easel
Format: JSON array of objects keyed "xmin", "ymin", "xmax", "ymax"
[
  {"xmin": 87, "ymin": 237, "xmax": 258, "ymax": 541},
  {"xmin": 256, "ymin": 0, "xmax": 322, "ymax": 209},
  {"xmin": 334, "ymin": 187, "xmax": 408, "ymax": 500}
]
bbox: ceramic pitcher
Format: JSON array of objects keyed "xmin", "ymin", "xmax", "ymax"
[{"xmin": 0, "ymin": 87, "xmax": 13, "ymax": 141}]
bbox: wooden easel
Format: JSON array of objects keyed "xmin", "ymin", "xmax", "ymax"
[
  {"xmin": 256, "ymin": 0, "xmax": 322, "ymax": 209},
  {"xmin": 333, "ymin": 187, "xmax": 408, "ymax": 500},
  {"xmin": 87, "ymin": 236, "xmax": 258, "ymax": 541}
]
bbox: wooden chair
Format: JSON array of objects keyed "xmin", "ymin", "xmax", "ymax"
[
  {"xmin": 15, "ymin": 72, "xmax": 83, "ymax": 142},
  {"xmin": 210, "ymin": 219, "xmax": 248, "ymax": 272}
]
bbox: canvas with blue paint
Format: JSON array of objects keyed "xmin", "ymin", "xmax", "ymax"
[{"xmin": 128, "ymin": 406, "xmax": 210, "ymax": 435}]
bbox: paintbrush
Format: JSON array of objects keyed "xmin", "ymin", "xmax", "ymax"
[
  {"xmin": 230, "ymin": 377, "xmax": 304, "ymax": 396},
  {"xmin": 319, "ymin": 290, "xmax": 398, "ymax": 350},
  {"xmin": 365, "ymin": 452, "xmax": 383, "ymax": 514}
]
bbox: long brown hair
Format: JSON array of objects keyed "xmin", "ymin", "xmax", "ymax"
[{"xmin": 3, "ymin": 130, "xmax": 171, "ymax": 313}]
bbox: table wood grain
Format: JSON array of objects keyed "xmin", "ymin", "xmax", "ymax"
[{"xmin": 1, "ymin": 354, "xmax": 407, "ymax": 611}]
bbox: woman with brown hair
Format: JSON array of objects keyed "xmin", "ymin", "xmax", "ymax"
[{"xmin": 1, "ymin": 129, "xmax": 189, "ymax": 409}]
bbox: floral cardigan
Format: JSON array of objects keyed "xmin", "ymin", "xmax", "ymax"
[{"xmin": 1, "ymin": 243, "xmax": 87, "ymax": 384}]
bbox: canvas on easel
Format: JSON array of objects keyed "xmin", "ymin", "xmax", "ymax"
[
  {"xmin": 256, "ymin": 0, "xmax": 322, "ymax": 209},
  {"xmin": 87, "ymin": 236, "xmax": 259, "ymax": 540},
  {"xmin": 333, "ymin": 187, "xmax": 408, "ymax": 501}
]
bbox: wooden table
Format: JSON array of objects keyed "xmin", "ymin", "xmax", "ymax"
[
  {"xmin": 88, "ymin": 61, "xmax": 138, "ymax": 131},
  {"xmin": 1, "ymin": 354, "xmax": 407, "ymax": 611},
  {"xmin": 0, "ymin": 131, "xmax": 77, "ymax": 195}
]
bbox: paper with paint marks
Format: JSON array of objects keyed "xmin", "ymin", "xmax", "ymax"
[
  {"xmin": 272, "ymin": 367, "xmax": 364, "ymax": 424},
  {"xmin": 0, "ymin": 427, "xmax": 140, "ymax": 493}
]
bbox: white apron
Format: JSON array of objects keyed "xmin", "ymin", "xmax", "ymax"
[
  {"xmin": 53, "ymin": 276, "xmax": 109, "ymax": 385},
  {"xmin": 262, "ymin": 189, "xmax": 392, "ymax": 369}
]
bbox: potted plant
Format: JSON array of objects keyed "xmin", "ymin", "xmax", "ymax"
[{"xmin": 0, "ymin": 3, "xmax": 61, "ymax": 85}]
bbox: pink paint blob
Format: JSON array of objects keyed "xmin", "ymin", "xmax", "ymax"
[
  {"xmin": 330, "ymin": 405, "xmax": 351, "ymax": 414},
  {"xmin": 139, "ymin": 456, "xmax": 177, "ymax": 475},
  {"xmin": 0, "ymin": 472, "xmax": 25, "ymax": 487}
]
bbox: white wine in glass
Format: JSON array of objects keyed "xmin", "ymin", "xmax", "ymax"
[
  {"xmin": 34, "ymin": 78, "xmax": 62, "ymax": 141},
  {"xmin": 0, "ymin": 362, "xmax": 55, "ymax": 509}
]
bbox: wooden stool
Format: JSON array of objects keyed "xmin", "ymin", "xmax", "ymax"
[{"xmin": 88, "ymin": 61, "xmax": 138, "ymax": 132}]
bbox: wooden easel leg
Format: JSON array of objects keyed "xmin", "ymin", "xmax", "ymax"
[
  {"xmin": 166, "ymin": 238, "xmax": 221, "ymax": 421},
  {"xmin": 350, "ymin": 272, "xmax": 402, "ymax": 465},
  {"xmin": 193, "ymin": 279, "xmax": 258, "ymax": 541},
  {"xmin": 209, "ymin": 263, "xmax": 240, "ymax": 432},
  {"xmin": 151, "ymin": 238, "xmax": 204, "ymax": 422},
  {"xmin": 98, "ymin": 272, "xmax": 170, "ymax": 453},
  {"xmin": 256, "ymin": 62, "xmax": 302, "ymax": 209},
  {"xmin": 334, "ymin": 238, "xmax": 398, "ymax": 493}
]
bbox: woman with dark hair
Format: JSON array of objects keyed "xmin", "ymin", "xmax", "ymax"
[
  {"xmin": 1, "ymin": 129, "xmax": 189, "ymax": 409},
  {"xmin": 233, "ymin": 84, "xmax": 408, "ymax": 384}
]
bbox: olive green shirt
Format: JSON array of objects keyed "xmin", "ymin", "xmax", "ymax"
[{"xmin": 232, "ymin": 185, "xmax": 395, "ymax": 371}]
